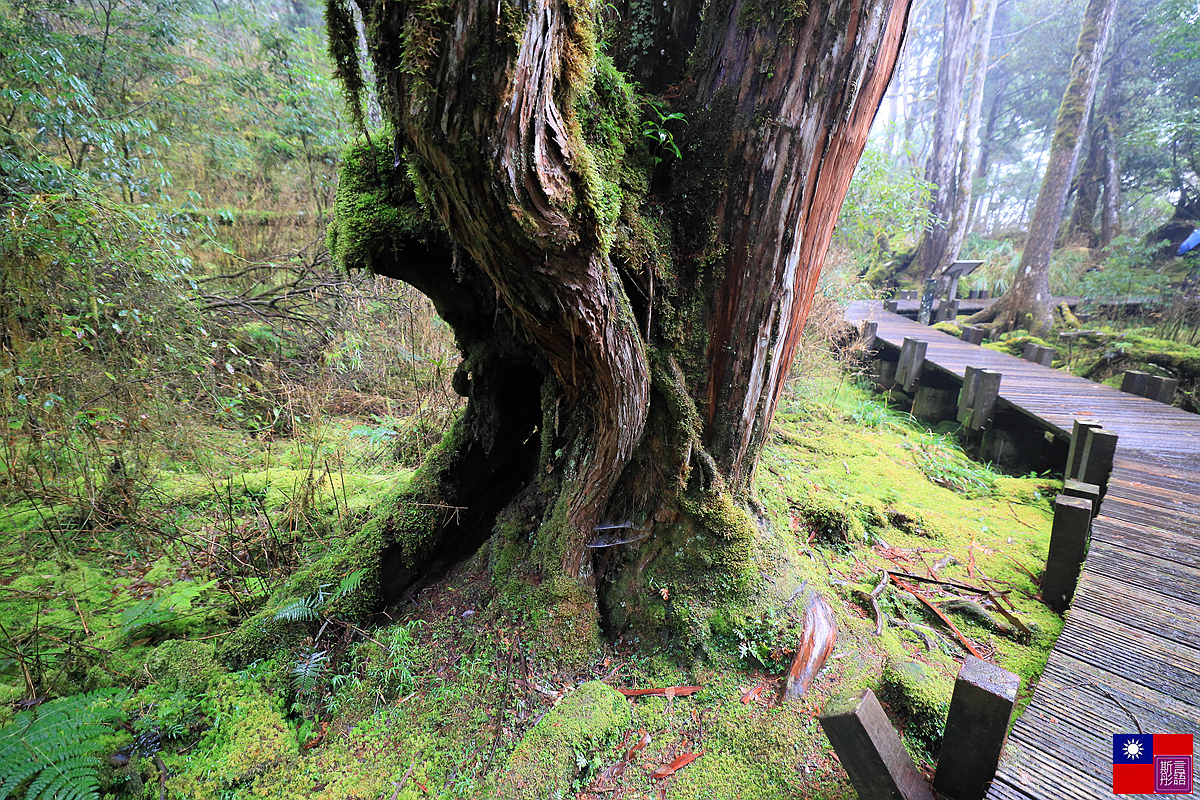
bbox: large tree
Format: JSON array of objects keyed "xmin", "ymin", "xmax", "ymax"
[
  {"xmin": 967, "ymin": 0, "xmax": 1118, "ymax": 333},
  {"xmin": 319, "ymin": 0, "xmax": 911, "ymax": 658}
]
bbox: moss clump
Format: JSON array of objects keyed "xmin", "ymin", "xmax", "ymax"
[
  {"xmin": 492, "ymin": 681, "xmax": 631, "ymax": 799},
  {"xmin": 880, "ymin": 659, "xmax": 953, "ymax": 753},
  {"xmin": 145, "ymin": 640, "xmax": 224, "ymax": 694},
  {"xmin": 326, "ymin": 135, "xmax": 438, "ymax": 275},
  {"xmin": 160, "ymin": 673, "xmax": 297, "ymax": 799}
]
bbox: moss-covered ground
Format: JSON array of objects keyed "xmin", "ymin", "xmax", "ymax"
[{"xmin": 0, "ymin": 353, "xmax": 1065, "ymax": 800}]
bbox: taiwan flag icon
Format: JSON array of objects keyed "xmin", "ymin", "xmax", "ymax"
[{"xmin": 1113, "ymin": 734, "xmax": 1193, "ymax": 794}]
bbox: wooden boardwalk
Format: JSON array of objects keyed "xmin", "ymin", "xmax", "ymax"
[{"xmin": 845, "ymin": 300, "xmax": 1200, "ymax": 800}]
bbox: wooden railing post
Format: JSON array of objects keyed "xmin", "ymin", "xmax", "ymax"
[
  {"xmin": 1065, "ymin": 418, "xmax": 1103, "ymax": 481},
  {"xmin": 958, "ymin": 368, "xmax": 1002, "ymax": 431},
  {"xmin": 1042, "ymin": 495, "xmax": 1094, "ymax": 612},
  {"xmin": 934, "ymin": 657, "xmax": 1021, "ymax": 800},
  {"xmin": 896, "ymin": 338, "xmax": 927, "ymax": 394},
  {"xmin": 1079, "ymin": 427, "xmax": 1119, "ymax": 498},
  {"xmin": 859, "ymin": 320, "xmax": 879, "ymax": 353},
  {"xmin": 1146, "ymin": 375, "xmax": 1179, "ymax": 404},
  {"xmin": 1120, "ymin": 370, "xmax": 1150, "ymax": 396},
  {"xmin": 819, "ymin": 690, "xmax": 935, "ymax": 800}
]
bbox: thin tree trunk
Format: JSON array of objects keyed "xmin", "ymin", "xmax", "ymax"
[
  {"xmin": 967, "ymin": 0, "xmax": 1120, "ymax": 333},
  {"xmin": 1100, "ymin": 119, "xmax": 1121, "ymax": 245},
  {"xmin": 911, "ymin": 0, "xmax": 974, "ymax": 281},
  {"xmin": 943, "ymin": 0, "xmax": 999, "ymax": 264}
]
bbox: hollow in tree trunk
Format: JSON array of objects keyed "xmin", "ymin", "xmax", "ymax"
[{"xmin": 320, "ymin": 0, "xmax": 910, "ymax": 661}]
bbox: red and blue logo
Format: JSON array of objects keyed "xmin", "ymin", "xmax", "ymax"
[{"xmin": 1113, "ymin": 734, "xmax": 1193, "ymax": 794}]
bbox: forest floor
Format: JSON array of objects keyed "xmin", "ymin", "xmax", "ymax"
[{"xmin": 0, "ymin": 339, "xmax": 1066, "ymax": 800}]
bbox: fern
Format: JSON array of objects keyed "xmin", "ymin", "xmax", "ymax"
[
  {"xmin": 0, "ymin": 689, "xmax": 129, "ymax": 800},
  {"xmin": 121, "ymin": 579, "xmax": 218, "ymax": 639},
  {"xmin": 290, "ymin": 649, "xmax": 329, "ymax": 696},
  {"xmin": 273, "ymin": 568, "xmax": 367, "ymax": 624},
  {"xmin": 273, "ymin": 598, "xmax": 319, "ymax": 623}
]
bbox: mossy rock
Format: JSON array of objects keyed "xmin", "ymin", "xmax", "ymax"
[
  {"xmin": 145, "ymin": 640, "xmax": 224, "ymax": 694},
  {"xmin": 491, "ymin": 681, "xmax": 631, "ymax": 799},
  {"xmin": 880, "ymin": 659, "xmax": 953, "ymax": 753}
]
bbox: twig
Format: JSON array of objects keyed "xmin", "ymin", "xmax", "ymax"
[
  {"xmin": 891, "ymin": 575, "xmax": 984, "ymax": 660},
  {"xmin": 885, "ymin": 570, "xmax": 991, "ymax": 596},
  {"xmin": 389, "ymin": 758, "xmax": 418, "ymax": 800},
  {"xmin": 1068, "ymin": 681, "xmax": 1143, "ymax": 733},
  {"xmin": 869, "ymin": 571, "xmax": 888, "ymax": 636}
]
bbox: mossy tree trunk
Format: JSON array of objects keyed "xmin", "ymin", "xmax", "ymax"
[
  {"xmin": 1067, "ymin": 33, "xmax": 1125, "ymax": 249},
  {"xmin": 324, "ymin": 0, "xmax": 909, "ymax": 654},
  {"xmin": 966, "ymin": 0, "xmax": 1118, "ymax": 334}
]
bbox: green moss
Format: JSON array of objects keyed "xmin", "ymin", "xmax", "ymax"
[
  {"xmin": 161, "ymin": 672, "xmax": 298, "ymax": 798},
  {"xmin": 326, "ymin": 135, "xmax": 437, "ymax": 274},
  {"xmin": 880, "ymin": 659, "xmax": 953, "ymax": 753},
  {"xmin": 492, "ymin": 681, "xmax": 631, "ymax": 799},
  {"xmin": 145, "ymin": 640, "xmax": 224, "ymax": 694}
]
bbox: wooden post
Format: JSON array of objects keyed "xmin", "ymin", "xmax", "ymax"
[
  {"xmin": 873, "ymin": 358, "xmax": 898, "ymax": 391},
  {"xmin": 897, "ymin": 338, "xmax": 927, "ymax": 394},
  {"xmin": 1036, "ymin": 346, "xmax": 1054, "ymax": 367},
  {"xmin": 936, "ymin": 299, "xmax": 960, "ymax": 323},
  {"xmin": 1021, "ymin": 342, "xmax": 1039, "ymax": 362},
  {"xmin": 958, "ymin": 367, "xmax": 980, "ymax": 425},
  {"xmin": 913, "ymin": 384, "xmax": 959, "ymax": 423},
  {"xmin": 1062, "ymin": 478, "xmax": 1101, "ymax": 517},
  {"xmin": 1145, "ymin": 375, "xmax": 1179, "ymax": 404},
  {"xmin": 1064, "ymin": 418, "xmax": 1103, "ymax": 481},
  {"xmin": 860, "ymin": 320, "xmax": 879, "ymax": 352},
  {"xmin": 918, "ymin": 278, "xmax": 937, "ymax": 326},
  {"xmin": 958, "ymin": 368, "xmax": 1000, "ymax": 429},
  {"xmin": 885, "ymin": 299, "xmax": 900, "ymax": 314},
  {"xmin": 1120, "ymin": 370, "xmax": 1150, "ymax": 396},
  {"xmin": 1042, "ymin": 495, "xmax": 1094, "ymax": 612},
  {"xmin": 1079, "ymin": 427, "xmax": 1119, "ymax": 497},
  {"xmin": 960, "ymin": 326, "xmax": 985, "ymax": 345},
  {"xmin": 819, "ymin": 690, "xmax": 935, "ymax": 800},
  {"xmin": 934, "ymin": 657, "xmax": 1021, "ymax": 800}
]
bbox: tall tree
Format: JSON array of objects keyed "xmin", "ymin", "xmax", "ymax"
[
  {"xmin": 321, "ymin": 0, "xmax": 911, "ymax": 657},
  {"xmin": 941, "ymin": 0, "xmax": 999, "ymax": 262},
  {"xmin": 967, "ymin": 0, "xmax": 1119, "ymax": 333},
  {"xmin": 911, "ymin": 0, "xmax": 974, "ymax": 280}
]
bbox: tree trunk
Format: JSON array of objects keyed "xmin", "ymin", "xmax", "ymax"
[
  {"xmin": 942, "ymin": 0, "xmax": 999, "ymax": 264},
  {"xmin": 911, "ymin": 0, "xmax": 974, "ymax": 281},
  {"xmin": 1067, "ymin": 34, "xmax": 1125, "ymax": 249},
  {"xmin": 325, "ymin": 0, "xmax": 911, "ymax": 657},
  {"xmin": 967, "ymin": 0, "xmax": 1119, "ymax": 334}
]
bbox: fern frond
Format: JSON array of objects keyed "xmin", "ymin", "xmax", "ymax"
[
  {"xmin": 0, "ymin": 689, "xmax": 128, "ymax": 800},
  {"xmin": 273, "ymin": 598, "xmax": 319, "ymax": 623},
  {"xmin": 333, "ymin": 568, "xmax": 367, "ymax": 600},
  {"xmin": 291, "ymin": 649, "xmax": 329, "ymax": 695}
]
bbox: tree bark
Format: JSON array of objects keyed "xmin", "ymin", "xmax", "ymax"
[
  {"xmin": 911, "ymin": 0, "xmax": 974, "ymax": 281},
  {"xmin": 966, "ymin": 0, "xmax": 1119, "ymax": 334},
  {"xmin": 327, "ymin": 0, "xmax": 911, "ymax": 653},
  {"xmin": 942, "ymin": 0, "xmax": 999, "ymax": 264}
]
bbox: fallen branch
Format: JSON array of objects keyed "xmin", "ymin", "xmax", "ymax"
[
  {"xmin": 869, "ymin": 571, "xmax": 888, "ymax": 636},
  {"xmin": 617, "ymin": 686, "xmax": 701, "ymax": 698},
  {"xmin": 891, "ymin": 575, "xmax": 984, "ymax": 660},
  {"xmin": 886, "ymin": 570, "xmax": 991, "ymax": 596},
  {"xmin": 891, "ymin": 619, "xmax": 938, "ymax": 651},
  {"xmin": 783, "ymin": 590, "xmax": 837, "ymax": 701}
]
